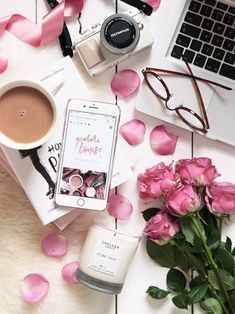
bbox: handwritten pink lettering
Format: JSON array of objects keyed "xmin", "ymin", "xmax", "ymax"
[
  {"xmin": 78, "ymin": 142, "xmax": 103, "ymax": 155},
  {"xmin": 74, "ymin": 134, "xmax": 103, "ymax": 156},
  {"xmin": 74, "ymin": 134, "xmax": 100, "ymax": 149}
]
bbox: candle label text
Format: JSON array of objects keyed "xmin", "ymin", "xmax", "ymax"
[{"xmin": 88, "ymin": 236, "xmax": 123, "ymax": 276}]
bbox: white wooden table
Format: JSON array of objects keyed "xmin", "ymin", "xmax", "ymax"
[{"xmin": 1, "ymin": 1, "xmax": 235, "ymax": 314}]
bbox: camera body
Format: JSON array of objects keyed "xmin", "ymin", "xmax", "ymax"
[{"xmin": 75, "ymin": 9, "xmax": 154, "ymax": 76}]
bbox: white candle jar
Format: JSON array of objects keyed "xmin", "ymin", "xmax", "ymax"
[{"xmin": 75, "ymin": 222, "xmax": 140, "ymax": 294}]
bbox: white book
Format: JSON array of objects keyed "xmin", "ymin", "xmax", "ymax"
[
  {"xmin": 1, "ymin": 57, "xmax": 89, "ymax": 224},
  {"xmin": 0, "ymin": 57, "xmax": 134, "ymax": 225}
]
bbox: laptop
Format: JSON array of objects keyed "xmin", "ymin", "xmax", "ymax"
[{"xmin": 135, "ymin": 0, "xmax": 235, "ymax": 145}]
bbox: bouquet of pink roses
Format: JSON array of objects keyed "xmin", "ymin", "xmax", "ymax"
[{"xmin": 138, "ymin": 158, "xmax": 235, "ymax": 314}]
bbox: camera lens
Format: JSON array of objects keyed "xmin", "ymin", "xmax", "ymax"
[
  {"xmin": 105, "ymin": 19, "xmax": 136, "ymax": 48},
  {"xmin": 100, "ymin": 14, "xmax": 140, "ymax": 55}
]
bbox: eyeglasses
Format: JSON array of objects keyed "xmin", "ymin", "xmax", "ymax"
[{"xmin": 142, "ymin": 62, "xmax": 232, "ymax": 133}]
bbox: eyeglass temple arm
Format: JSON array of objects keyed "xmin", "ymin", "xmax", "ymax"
[
  {"xmin": 185, "ymin": 62, "xmax": 210, "ymax": 130},
  {"xmin": 144, "ymin": 67, "xmax": 232, "ymax": 90}
]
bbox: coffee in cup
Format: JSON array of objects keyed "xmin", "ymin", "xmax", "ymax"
[
  {"xmin": 0, "ymin": 80, "xmax": 57, "ymax": 149},
  {"xmin": 69, "ymin": 174, "xmax": 83, "ymax": 188}
]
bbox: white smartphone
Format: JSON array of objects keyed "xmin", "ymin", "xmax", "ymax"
[{"xmin": 55, "ymin": 99, "xmax": 120, "ymax": 211}]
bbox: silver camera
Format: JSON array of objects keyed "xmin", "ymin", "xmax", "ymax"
[{"xmin": 75, "ymin": 9, "xmax": 154, "ymax": 76}]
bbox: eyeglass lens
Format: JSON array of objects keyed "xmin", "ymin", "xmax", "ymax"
[
  {"xmin": 144, "ymin": 72, "xmax": 169, "ymax": 100},
  {"xmin": 176, "ymin": 107, "xmax": 207, "ymax": 132},
  {"xmin": 144, "ymin": 70, "xmax": 207, "ymax": 132}
]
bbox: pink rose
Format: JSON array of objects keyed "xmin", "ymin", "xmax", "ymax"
[
  {"xmin": 166, "ymin": 185, "xmax": 201, "ymax": 216},
  {"xmin": 143, "ymin": 210, "xmax": 179, "ymax": 245},
  {"xmin": 138, "ymin": 162, "xmax": 176, "ymax": 201},
  {"xmin": 206, "ymin": 182, "xmax": 235, "ymax": 215},
  {"xmin": 175, "ymin": 157, "xmax": 219, "ymax": 187}
]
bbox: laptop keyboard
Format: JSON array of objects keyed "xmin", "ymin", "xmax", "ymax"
[{"xmin": 170, "ymin": 0, "xmax": 235, "ymax": 80}]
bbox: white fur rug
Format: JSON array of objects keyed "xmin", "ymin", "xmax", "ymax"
[{"xmin": 0, "ymin": 166, "xmax": 115, "ymax": 314}]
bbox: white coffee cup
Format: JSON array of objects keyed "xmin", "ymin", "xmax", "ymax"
[{"xmin": 0, "ymin": 79, "xmax": 62, "ymax": 150}]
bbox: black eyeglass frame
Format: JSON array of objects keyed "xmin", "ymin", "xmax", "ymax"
[{"xmin": 142, "ymin": 62, "xmax": 232, "ymax": 133}]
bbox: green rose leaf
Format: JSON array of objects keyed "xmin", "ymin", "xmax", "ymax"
[
  {"xmin": 216, "ymin": 247, "xmax": 235, "ymax": 276},
  {"xmin": 230, "ymin": 293, "xmax": 235, "ymax": 309},
  {"xmin": 166, "ymin": 268, "xmax": 186, "ymax": 292},
  {"xmin": 200, "ymin": 298, "xmax": 223, "ymax": 314},
  {"xmin": 175, "ymin": 247, "xmax": 190, "ymax": 273},
  {"xmin": 199, "ymin": 207, "xmax": 218, "ymax": 235},
  {"xmin": 177, "ymin": 247, "xmax": 205, "ymax": 274},
  {"xmin": 179, "ymin": 216, "xmax": 195, "ymax": 245},
  {"xmin": 225, "ymin": 236, "xmax": 232, "ymax": 252},
  {"xmin": 142, "ymin": 208, "xmax": 161, "ymax": 222},
  {"xmin": 146, "ymin": 286, "xmax": 170, "ymax": 299},
  {"xmin": 207, "ymin": 229, "xmax": 221, "ymax": 250},
  {"xmin": 179, "ymin": 216, "xmax": 202, "ymax": 251},
  {"xmin": 187, "ymin": 282, "xmax": 208, "ymax": 305},
  {"xmin": 190, "ymin": 276, "xmax": 204, "ymax": 289},
  {"xmin": 146, "ymin": 240, "xmax": 178, "ymax": 268},
  {"xmin": 208, "ymin": 269, "xmax": 235, "ymax": 291},
  {"xmin": 172, "ymin": 291, "xmax": 188, "ymax": 309}
]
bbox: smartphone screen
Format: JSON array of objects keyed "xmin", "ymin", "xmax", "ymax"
[{"xmin": 57, "ymin": 107, "xmax": 118, "ymax": 203}]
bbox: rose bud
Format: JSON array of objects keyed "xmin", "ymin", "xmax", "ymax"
[
  {"xmin": 206, "ymin": 182, "xmax": 235, "ymax": 215},
  {"xmin": 166, "ymin": 185, "xmax": 201, "ymax": 216},
  {"xmin": 138, "ymin": 162, "xmax": 176, "ymax": 201},
  {"xmin": 175, "ymin": 157, "xmax": 219, "ymax": 187},
  {"xmin": 143, "ymin": 210, "xmax": 179, "ymax": 245}
]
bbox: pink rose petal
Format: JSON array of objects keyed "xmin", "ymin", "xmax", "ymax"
[
  {"xmin": 119, "ymin": 119, "xmax": 146, "ymax": 145},
  {"xmin": 107, "ymin": 194, "xmax": 133, "ymax": 220},
  {"xmin": 0, "ymin": 56, "xmax": 8, "ymax": 74},
  {"xmin": 145, "ymin": 0, "xmax": 161, "ymax": 10},
  {"xmin": 41, "ymin": 233, "xmax": 69, "ymax": 258},
  {"xmin": 61, "ymin": 261, "xmax": 80, "ymax": 284},
  {"xmin": 111, "ymin": 69, "xmax": 140, "ymax": 99},
  {"xmin": 21, "ymin": 273, "xmax": 49, "ymax": 303},
  {"xmin": 150, "ymin": 125, "xmax": 178, "ymax": 155}
]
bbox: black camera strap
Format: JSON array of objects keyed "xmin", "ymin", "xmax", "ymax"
[{"xmin": 120, "ymin": 0, "xmax": 153, "ymax": 16}]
